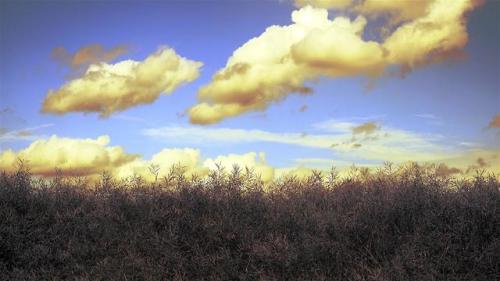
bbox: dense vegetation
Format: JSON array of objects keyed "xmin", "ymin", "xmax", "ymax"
[{"xmin": 0, "ymin": 162, "xmax": 499, "ymax": 280}]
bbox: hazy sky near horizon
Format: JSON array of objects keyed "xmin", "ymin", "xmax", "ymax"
[{"xmin": 0, "ymin": 0, "xmax": 499, "ymax": 179}]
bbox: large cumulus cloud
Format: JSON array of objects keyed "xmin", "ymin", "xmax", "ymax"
[
  {"xmin": 188, "ymin": 0, "xmax": 481, "ymax": 124},
  {"xmin": 0, "ymin": 135, "xmax": 275, "ymax": 182},
  {"xmin": 42, "ymin": 47, "xmax": 202, "ymax": 117},
  {"xmin": 0, "ymin": 135, "xmax": 138, "ymax": 176}
]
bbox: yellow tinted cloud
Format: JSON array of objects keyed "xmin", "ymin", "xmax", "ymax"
[
  {"xmin": 0, "ymin": 135, "xmax": 138, "ymax": 176},
  {"xmin": 383, "ymin": 0, "xmax": 480, "ymax": 71},
  {"xmin": 51, "ymin": 44, "xmax": 128, "ymax": 70},
  {"xmin": 203, "ymin": 152, "xmax": 275, "ymax": 183},
  {"xmin": 352, "ymin": 122, "xmax": 379, "ymax": 135},
  {"xmin": 488, "ymin": 114, "xmax": 500, "ymax": 128},
  {"xmin": 435, "ymin": 149, "xmax": 500, "ymax": 175},
  {"xmin": 0, "ymin": 134, "xmax": 275, "ymax": 182},
  {"xmin": 1, "ymin": 133, "xmax": 497, "ymax": 181},
  {"xmin": 116, "ymin": 150, "xmax": 275, "ymax": 182},
  {"xmin": 275, "ymin": 166, "xmax": 315, "ymax": 180},
  {"xmin": 189, "ymin": 7, "xmax": 385, "ymax": 124},
  {"xmin": 43, "ymin": 47, "xmax": 202, "ymax": 117},
  {"xmin": 356, "ymin": 0, "xmax": 434, "ymax": 23},
  {"xmin": 114, "ymin": 148, "xmax": 208, "ymax": 180},
  {"xmin": 189, "ymin": 0, "xmax": 481, "ymax": 124}
]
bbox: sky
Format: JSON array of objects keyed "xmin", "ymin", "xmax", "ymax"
[{"xmin": 0, "ymin": 0, "xmax": 499, "ymax": 180}]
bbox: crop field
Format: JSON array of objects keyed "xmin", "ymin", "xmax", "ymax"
[{"xmin": 1, "ymin": 163, "xmax": 498, "ymax": 280}]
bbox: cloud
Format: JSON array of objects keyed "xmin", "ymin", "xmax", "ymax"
[
  {"xmin": 488, "ymin": 114, "xmax": 500, "ymax": 129},
  {"xmin": 0, "ymin": 135, "xmax": 138, "ymax": 177},
  {"xmin": 15, "ymin": 131, "xmax": 32, "ymax": 137},
  {"xmin": 188, "ymin": 7, "xmax": 385, "ymax": 124},
  {"xmin": 293, "ymin": 157, "xmax": 354, "ymax": 168},
  {"xmin": 51, "ymin": 44, "xmax": 128, "ymax": 71},
  {"xmin": 352, "ymin": 143, "xmax": 362, "ymax": 148},
  {"xmin": 0, "ymin": 123, "xmax": 54, "ymax": 144},
  {"xmin": 0, "ymin": 135, "xmax": 274, "ymax": 181},
  {"xmin": 112, "ymin": 114, "xmax": 151, "ymax": 125},
  {"xmin": 143, "ymin": 118, "xmax": 454, "ymax": 163},
  {"xmin": 188, "ymin": 0, "xmax": 481, "ymax": 124},
  {"xmin": 143, "ymin": 125, "xmax": 338, "ymax": 149},
  {"xmin": 351, "ymin": 122, "xmax": 379, "ymax": 135},
  {"xmin": 113, "ymin": 149, "xmax": 275, "ymax": 182},
  {"xmin": 476, "ymin": 157, "xmax": 488, "ymax": 168},
  {"xmin": 116, "ymin": 151, "xmax": 276, "ymax": 183},
  {"xmin": 435, "ymin": 163, "xmax": 462, "ymax": 177},
  {"xmin": 203, "ymin": 152, "xmax": 275, "ymax": 182},
  {"xmin": 42, "ymin": 46, "xmax": 203, "ymax": 117},
  {"xmin": 382, "ymin": 0, "xmax": 481, "ymax": 72},
  {"xmin": 355, "ymin": 0, "xmax": 434, "ymax": 24},
  {"xmin": 415, "ymin": 113, "xmax": 438, "ymax": 120},
  {"xmin": 415, "ymin": 113, "xmax": 444, "ymax": 126},
  {"xmin": 294, "ymin": 0, "xmax": 353, "ymax": 9},
  {"xmin": 1, "ymin": 133, "xmax": 496, "ymax": 181},
  {"xmin": 114, "ymin": 148, "xmax": 208, "ymax": 180},
  {"xmin": 275, "ymin": 166, "xmax": 315, "ymax": 180},
  {"xmin": 458, "ymin": 142, "xmax": 481, "ymax": 148},
  {"xmin": 435, "ymin": 149, "xmax": 499, "ymax": 175}
]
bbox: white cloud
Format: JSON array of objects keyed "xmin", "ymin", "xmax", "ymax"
[
  {"xmin": 143, "ymin": 118, "xmax": 456, "ymax": 163},
  {"xmin": 0, "ymin": 124, "xmax": 54, "ymax": 143}
]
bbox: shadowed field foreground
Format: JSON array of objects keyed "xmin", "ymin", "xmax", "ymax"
[{"xmin": 0, "ymin": 163, "xmax": 499, "ymax": 280}]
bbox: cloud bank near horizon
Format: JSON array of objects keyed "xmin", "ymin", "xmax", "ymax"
[{"xmin": 0, "ymin": 131, "xmax": 497, "ymax": 181}]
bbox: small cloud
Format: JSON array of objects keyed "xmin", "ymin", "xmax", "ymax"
[
  {"xmin": 0, "ymin": 123, "xmax": 54, "ymax": 144},
  {"xmin": 352, "ymin": 122, "xmax": 380, "ymax": 135},
  {"xmin": 476, "ymin": 157, "xmax": 488, "ymax": 168},
  {"xmin": 435, "ymin": 163, "xmax": 462, "ymax": 177},
  {"xmin": 115, "ymin": 148, "xmax": 207, "ymax": 181},
  {"xmin": 415, "ymin": 113, "xmax": 444, "ymax": 126},
  {"xmin": 415, "ymin": 113, "xmax": 439, "ymax": 120},
  {"xmin": 203, "ymin": 152, "xmax": 274, "ymax": 183},
  {"xmin": 458, "ymin": 141, "xmax": 481, "ymax": 148},
  {"xmin": 487, "ymin": 114, "xmax": 500, "ymax": 129},
  {"xmin": 112, "ymin": 114, "xmax": 150, "ymax": 125},
  {"xmin": 51, "ymin": 44, "xmax": 128, "ymax": 71},
  {"xmin": 15, "ymin": 131, "xmax": 32, "ymax": 137},
  {"xmin": 363, "ymin": 135, "xmax": 379, "ymax": 142}
]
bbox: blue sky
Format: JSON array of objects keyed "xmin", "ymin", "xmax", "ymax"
[{"xmin": 0, "ymin": 0, "xmax": 498, "ymax": 178}]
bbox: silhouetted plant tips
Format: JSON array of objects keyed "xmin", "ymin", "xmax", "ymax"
[{"xmin": 0, "ymin": 162, "xmax": 498, "ymax": 280}]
